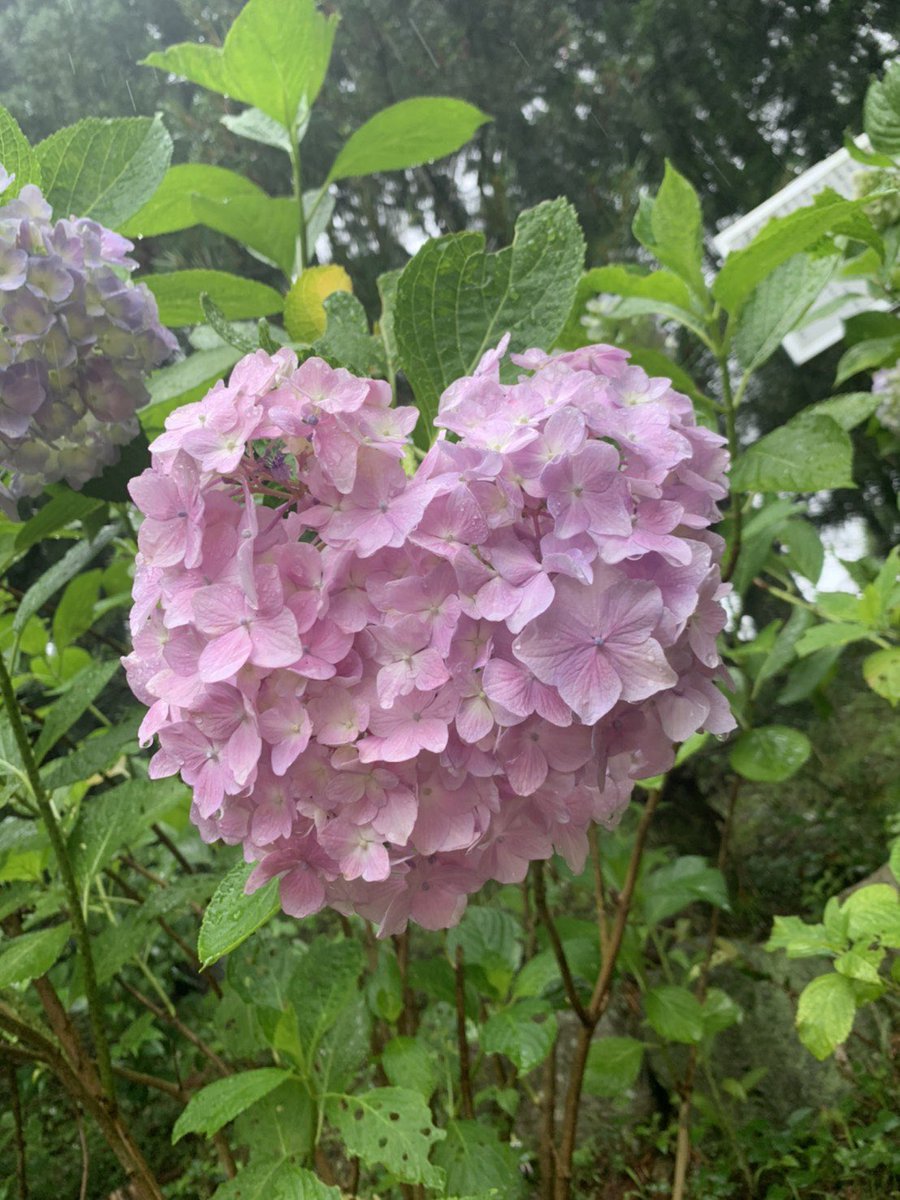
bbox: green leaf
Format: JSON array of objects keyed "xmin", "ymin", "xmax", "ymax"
[
  {"xmin": 730, "ymin": 415, "xmax": 854, "ymax": 493},
  {"xmin": 51, "ymin": 569, "xmax": 101, "ymax": 652},
  {"xmin": 327, "ymin": 98, "xmax": 489, "ymax": 182},
  {"xmin": 314, "ymin": 292, "xmax": 387, "ymax": 377},
  {"xmin": 481, "ymin": 999, "xmax": 557, "ymax": 1073},
  {"xmin": 12, "ymin": 493, "xmax": 101, "ymax": 557},
  {"xmin": 381, "ymin": 1036, "xmax": 440, "ymax": 1100},
  {"xmin": 191, "ymin": 193, "xmax": 298, "ymax": 275},
  {"xmin": 767, "ymin": 915, "xmax": 837, "ymax": 959},
  {"xmin": 197, "ymin": 859, "xmax": 280, "ymax": 968},
  {"xmin": 13, "ymin": 524, "xmax": 119, "ymax": 637},
  {"xmin": 41, "ymin": 710, "xmax": 142, "ymax": 791},
  {"xmin": 327, "ymin": 1087, "xmax": 445, "ymax": 1188},
  {"xmin": 220, "ymin": 107, "xmax": 295, "ymax": 152},
  {"xmin": 579, "ymin": 264, "xmax": 695, "ymax": 309},
  {"xmin": 795, "ymin": 972, "xmax": 856, "ymax": 1060},
  {"xmin": 841, "ymin": 884, "xmax": 900, "ymax": 946},
  {"xmin": 212, "ymin": 1161, "xmax": 340, "ymax": 1200},
  {"xmin": 172, "ymin": 1068, "xmax": 293, "ymax": 1143},
  {"xmin": 33, "ymin": 658, "xmax": 119, "ymax": 762},
  {"xmin": 365, "ymin": 944, "xmax": 404, "ymax": 1023},
  {"xmin": 146, "ymin": 0, "xmax": 337, "ymax": 130},
  {"xmin": 834, "ymin": 335, "xmax": 900, "ymax": 386},
  {"xmin": 0, "ymin": 924, "xmax": 69, "ymax": 989},
  {"xmin": 35, "ymin": 116, "xmax": 172, "ymax": 229},
  {"xmin": 0, "ymin": 105, "xmax": 41, "ymax": 197},
  {"xmin": 834, "ymin": 948, "xmax": 884, "ymax": 984},
  {"xmin": 68, "ymin": 776, "xmax": 189, "ymax": 892},
  {"xmin": 778, "ymin": 518, "xmax": 825, "ymax": 585},
  {"xmin": 863, "ymin": 61, "xmax": 900, "ymax": 155},
  {"xmin": 795, "ymin": 623, "xmax": 871, "ymax": 657},
  {"xmin": 753, "ymin": 607, "xmax": 813, "ymax": 692},
  {"xmin": 583, "ymin": 1036, "xmax": 644, "ymax": 1096},
  {"xmin": 290, "ymin": 938, "xmax": 364, "ymax": 1052},
  {"xmin": 702, "ymin": 988, "xmax": 743, "ymax": 1036},
  {"xmin": 641, "ymin": 856, "xmax": 729, "ymax": 925},
  {"xmin": 644, "ymin": 985, "xmax": 705, "ymax": 1044},
  {"xmin": 733, "ymin": 253, "xmax": 838, "ymax": 372},
  {"xmin": 143, "ymin": 270, "xmax": 283, "ymax": 328},
  {"xmin": 646, "ymin": 161, "xmax": 707, "ymax": 299},
  {"xmin": 890, "ymin": 840, "xmax": 900, "ymax": 886},
  {"xmin": 232, "ymin": 1078, "xmax": 315, "ymax": 1163},
  {"xmin": 120, "ymin": 164, "xmax": 265, "ymax": 237},
  {"xmin": 220, "ymin": 0, "xmax": 338, "ymax": 128},
  {"xmin": 863, "ymin": 647, "xmax": 900, "ymax": 706},
  {"xmin": 729, "ymin": 725, "xmax": 811, "ymax": 783},
  {"xmin": 431, "ymin": 1120, "xmax": 524, "ymax": 1200},
  {"xmin": 447, "ymin": 906, "xmax": 523, "ymax": 997},
  {"xmin": 713, "ymin": 193, "xmax": 880, "ymax": 314},
  {"xmin": 394, "ymin": 198, "xmax": 584, "ymax": 441}
]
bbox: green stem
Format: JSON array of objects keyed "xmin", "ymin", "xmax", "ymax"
[
  {"xmin": 0, "ymin": 650, "xmax": 117, "ymax": 1108},
  {"xmin": 720, "ymin": 359, "xmax": 744, "ymax": 582},
  {"xmin": 289, "ymin": 135, "xmax": 308, "ymax": 276}
]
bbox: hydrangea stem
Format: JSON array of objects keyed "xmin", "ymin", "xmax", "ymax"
[
  {"xmin": 0, "ymin": 650, "xmax": 116, "ymax": 1108},
  {"xmin": 289, "ymin": 136, "xmax": 309, "ymax": 275}
]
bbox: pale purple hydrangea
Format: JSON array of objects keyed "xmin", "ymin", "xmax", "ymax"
[
  {"xmin": 124, "ymin": 337, "xmax": 734, "ymax": 935},
  {"xmin": 0, "ymin": 166, "xmax": 176, "ymax": 514}
]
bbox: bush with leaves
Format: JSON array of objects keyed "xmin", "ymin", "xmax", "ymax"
[{"xmin": 0, "ymin": 5, "xmax": 898, "ymax": 1200}]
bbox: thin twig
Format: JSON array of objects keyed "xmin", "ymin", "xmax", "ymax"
[
  {"xmin": 76, "ymin": 1109, "xmax": 90, "ymax": 1200},
  {"xmin": 539, "ymin": 1038, "xmax": 557, "ymax": 1199},
  {"xmin": 453, "ymin": 945, "xmax": 474, "ymax": 1119},
  {"xmin": 151, "ymin": 824, "xmax": 195, "ymax": 875},
  {"xmin": 116, "ymin": 977, "xmax": 231, "ymax": 1077},
  {"xmin": 112, "ymin": 1064, "xmax": 188, "ymax": 1102},
  {"xmin": 532, "ymin": 862, "xmax": 590, "ymax": 1027},
  {"xmin": 588, "ymin": 824, "xmax": 610, "ymax": 961},
  {"xmin": 553, "ymin": 788, "xmax": 663, "ymax": 1200}
]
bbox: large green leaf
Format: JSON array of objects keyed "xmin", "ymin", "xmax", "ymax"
[
  {"xmin": 583, "ymin": 1036, "xmax": 645, "ymax": 1097},
  {"xmin": 12, "ymin": 493, "xmax": 101, "ymax": 557},
  {"xmin": 327, "ymin": 98, "xmax": 489, "ymax": 182},
  {"xmin": 834, "ymin": 335, "xmax": 900, "ymax": 386},
  {"xmin": 644, "ymin": 985, "xmax": 705, "ymax": 1044},
  {"xmin": 733, "ymin": 253, "xmax": 838, "ymax": 372},
  {"xmin": 641, "ymin": 856, "xmax": 729, "ymax": 925},
  {"xmin": 481, "ymin": 999, "xmax": 557, "ymax": 1073},
  {"xmin": 190, "ymin": 193, "xmax": 298, "ymax": 275},
  {"xmin": 327, "ymin": 1087, "xmax": 445, "ymax": 1188},
  {"xmin": 144, "ymin": 0, "xmax": 337, "ymax": 130},
  {"xmin": 35, "ymin": 116, "xmax": 172, "ymax": 229},
  {"xmin": 645, "ymin": 160, "xmax": 707, "ymax": 299},
  {"xmin": 863, "ymin": 61, "xmax": 900, "ymax": 156},
  {"xmin": 172, "ymin": 1068, "xmax": 293, "ymax": 1143},
  {"xmin": 730, "ymin": 414, "xmax": 854, "ymax": 493},
  {"xmin": 197, "ymin": 859, "xmax": 281, "ymax": 968},
  {"xmin": 807, "ymin": 391, "xmax": 882, "ymax": 432},
  {"xmin": 432, "ymin": 1120, "xmax": 524, "ymax": 1200},
  {"xmin": 795, "ymin": 972, "xmax": 857, "ymax": 1060},
  {"xmin": 766, "ymin": 915, "xmax": 836, "ymax": 959},
  {"xmin": 143, "ymin": 270, "xmax": 283, "ymax": 328},
  {"xmin": 220, "ymin": 106, "xmax": 295, "ymax": 152},
  {"xmin": 120, "ymin": 164, "xmax": 265, "ymax": 237},
  {"xmin": 381, "ymin": 1036, "xmax": 440, "ymax": 1100},
  {"xmin": 33, "ymin": 659, "xmax": 119, "ymax": 763},
  {"xmin": 714, "ymin": 192, "xmax": 881, "ymax": 313},
  {"xmin": 0, "ymin": 924, "xmax": 69, "ymax": 989},
  {"xmin": 395, "ymin": 198, "xmax": 584, "ymax": 439},
  {"xmin": 212, "ymin": 1162, "xmax": 339, "ymax": 1200},
  {"xmin": 0, "ymin": 104, "xmax": 41, "ymax": 197},
  {"xmin": 729, "ymin": 725, "xmax": 811, "ymax": 783},
  {"xmin": 289, "ymin": 937, "xmax": 364, "ymax": 1052},
  {"xmin": 13, "ymin": 524, "xmax": 119, "ymax": 637}
]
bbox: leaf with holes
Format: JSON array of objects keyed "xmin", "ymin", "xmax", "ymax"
[
  {"xmin": 327, "ymin": 1087, "xmax": 445, "ymax": 1188},
  {"xmin": 432, "ymin": 1119, "xmax": 524, "ymax": 1199}
]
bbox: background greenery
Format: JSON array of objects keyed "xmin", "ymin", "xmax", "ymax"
[{"xmin": 0, "ymin": 2, "xmax": 898, "ymax": 1198}]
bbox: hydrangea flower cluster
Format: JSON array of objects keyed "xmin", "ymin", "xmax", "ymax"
[
  {"xmin": 125, "ymin": 338, "xmax": 734, "ymax": 935},
  {"xmin": 0, "ymin": 168, "xmax": 176, "ymax": 513}
]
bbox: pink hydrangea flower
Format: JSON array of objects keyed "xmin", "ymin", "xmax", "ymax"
[{"xmin": 125, "ymin": 340, "xmax": 734, "ymax": 935}]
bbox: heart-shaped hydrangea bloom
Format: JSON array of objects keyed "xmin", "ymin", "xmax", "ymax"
[
  {"xmin": 0, "ymin": 166, "xmax": 176, "ymax": 514},
  {"xmin": 124, "ymin": 338, "xmax": 734, "ymax": 935}
]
